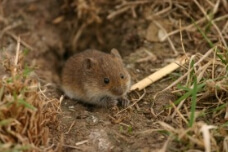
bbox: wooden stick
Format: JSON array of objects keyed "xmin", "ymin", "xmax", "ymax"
[{"xmin": 130, "ymin": 55, "xmax": 188, "ymax": 91}]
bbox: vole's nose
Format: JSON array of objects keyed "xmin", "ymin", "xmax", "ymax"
[{"xmin": 111, "ymin": 87, "xmax": 124, "ymax": 96}]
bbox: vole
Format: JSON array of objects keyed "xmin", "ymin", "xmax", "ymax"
[{"xmin": 61, "ymin": 49, "xmax": 131, "ymax": 107}]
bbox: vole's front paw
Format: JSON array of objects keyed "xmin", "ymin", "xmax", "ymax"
[
  {"xmin": 100, "ymin": 96, "xmax": 118, "ymax": 108},
  {"xmin": 106, "ymin": 99, "xmax": 118, "ymax": 108},
  {"xmin": 117, "ymin": 97, "xmax": 130, "ymax": 108}
]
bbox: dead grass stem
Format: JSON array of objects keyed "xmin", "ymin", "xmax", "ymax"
[{"xmin": 0, "ymin": 41, "xmax": 60, "ymax": 151}]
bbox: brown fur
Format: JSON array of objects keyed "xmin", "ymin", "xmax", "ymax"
[{"xmin": 61, "ymin": 49, "xmax": 131, "ymax": 107}]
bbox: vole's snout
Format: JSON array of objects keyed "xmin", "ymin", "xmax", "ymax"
[{"xmin": 111, "ymin": 87, "xmax": 125, "ymax": 96}]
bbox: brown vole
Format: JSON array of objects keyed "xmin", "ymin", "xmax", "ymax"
[{"xmin": 61, "ymin": 49, "xmax": 131, "ymax": 107}]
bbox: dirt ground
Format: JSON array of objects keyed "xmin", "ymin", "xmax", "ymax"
[{"xmin": 1, "ymin": 0, "xmax": 227, "ymax": 152}]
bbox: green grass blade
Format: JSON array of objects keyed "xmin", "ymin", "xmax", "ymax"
[
  {"xmin": 0, "ymin": 119, "xmax": 14, "ymax": 126},
  {"xmin": 221, "ymin": 121, "xmax": 228, "ymax": 127},
  {"xmin": 173, "ymin": 83, "xmax": 205, "ymax": 106},
  {"xmin": 165, "ymin": 82, "xmax": 205, "ymax": 110},
  {"xmin": 213, "ymin": 103, "xmax": 226, "ymax": 113},
  {"xmin": 215, "ymin": 48, "xmax": 227, "ymax": 65},
  {"xmin": 23, "ymin": 65, "xmax": 32, "ymax": 77},
  {"xmin": 192, "ymin": 17, "xmax": 214, "ymax": 48},
  {"xmin": 18, "ymin": 99, "xmax": 36, "ymax": 111},
  {"xmin": 177, "ymin": 84, "xmax": 191, "ymax": 92},
  {"xmin": 191, "ymin": 17, "xmax": 227, "ymax": 65},
  {"xmin": 173, "ymin": 91, "xmax": 192, "ymax": 106},
  {"xmin": 0, "ymin": 86, "xmax": 4, "ymax": 101},
  {"xmin": 188, "ymin": 75, "xmax": 198, "ymax": 127},
  {"xmin": 204, "ymin": 12, "xmax": 214, "ymax": 34}
]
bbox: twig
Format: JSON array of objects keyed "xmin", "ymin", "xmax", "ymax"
[
  {"xmin": 185, "ymin": 55, "xmax": 196, "ymax": 87},
  {"xmin": 131, "ymin": 55, "xmax": 188, "ymax": 91},
  {"xmin": 161, "ymin": 17, "xmax": 206, "ymax": 40},
  {"xmin": 200, "ymin": 124, "xmax": 217, "ymax": 152},
  {"xmin": 225, "ymin": 104, "xmax": 228, "ymax": 120},
  {"xmin": 14, "ymin": 37, "xmax": 20, "ymax": 67},
  {"xmin": 131, "ymin": 6, "xmax": 137, "ymax": 18},
  {"xmin": 193, "ymin": 0, "xmax": 227, "ymax": 48},
  {"xmin": 169, "ymin": 100, "xmax": 188, "ymax": 124},
  {"xmin": 158, "ymin": 121, "xmax": 177, "ymax": 133},
  {"xmin": 158, "ymin": 137, "xmax": 171, "ymax": 152},
  {"xmin": 65, "ymin": 121, "xmax": 75, "ymax": 134},
  {"xmin": 62, "ymin": 144, "xmax": 83, "ymax": 150},
  {"xmin": 221, "ymin": 20, "xmax": 228, "ymax": 34},
  {"xmin": 107, "ymin": 6, "xmax": 131, "ymax": 19},
  {"xmin": 153, "ymin": 20, "xmax": 178, "ymax": 55},
  {"xmin": 75, "ymin": 140, "xmax": 88, "ymax": 146},
  {"xmin": 162, "ymin": 48, "xmax": 214, "ymax": 92},
  {"xmin": 13, "ymin": 37, "xmax": 20, "ymax": 75},
  {"xmin": 112, "ymin": 130, "xmax": 129, "ymax": 142},
  {"xmin": 222, "ymin": 0, "xmax": 228, "ymax": 10},
  {"xmin": 116, "ymin": 89, "xmax": 146, "ymax": 115},
  {"xmin": 134, "ymin": 128, "xmax": 164, "ymax": 135},
  {"xmin": 42, "ymin": 144, "xmax": 55, "ymax": 151},
  {"xmin": 72, "ymin": 23, "xmax": 87, "ymax": 50},
  {"xmin": 116, "ymin": 0, "xmax": 152, "ymax": 9},
  {"xmin": 108, "ymin": 0, "xmax": 152, "ymax": 19},
  {"xmin": 155, "ymin": 0, "xmax": 172, "ymax": 16},
  {"xmin": 6, "ymin": 31, "xmax": 34, "ymax": 51},
  {"xmin": 179, "ymin": 20, "xmax": 186, "ymax": 55},
  {"xmin": 0, "ymin": 21, "xmax": 22, "ymax": 39},
  {"xmin": 160, "ymin": 14, "xmax": 228, "ymax": 40},
  {"xmin": 136, "ymin": 49, "xmax": 157, "ymax": 63}
]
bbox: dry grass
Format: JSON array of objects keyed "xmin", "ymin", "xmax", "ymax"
[
  {"xmin": 157, "ymin": 47, "xmax": 228, "ymax": 151},
  {"xmin": 65, "ymin": 0, "xmax": 227, "ymax": 151},
  {"xmin": 59, "ymin": 0, "xmax": 227, "ymax": 151},
  {"xmin": 0, "ymin": 0, "xmax": 228, "ymax": 151},
  {"xmin": 0, "ymin": 40, "xmax": 60, "ymax": 151},
  {"xmin": 147, "ymin": 0, "xmax": 228, "ymax": 151}
]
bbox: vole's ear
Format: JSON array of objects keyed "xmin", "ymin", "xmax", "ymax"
[
  {"xmin": 111, "ymin": 48, "xmax": 122, "ymax": 59},
  {"xmin": 84, "ymin": 58, "xmax": 95, "ymax": 70}
]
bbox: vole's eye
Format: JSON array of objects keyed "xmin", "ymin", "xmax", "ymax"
[
  {"xmin": 104, "ymin": 78, "xmax": 110, "ymax": 84},
  {"xmin": 120, "ymin": 74, "xmax": 124, "ymax": 79}
]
